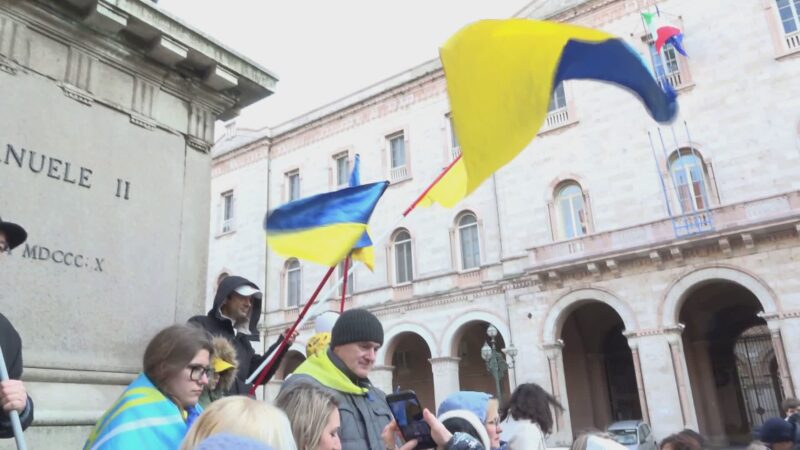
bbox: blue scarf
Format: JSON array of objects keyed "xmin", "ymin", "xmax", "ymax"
[{"xmin": 83, "ymin": 373, "xmax": 202, "ymax": 450}]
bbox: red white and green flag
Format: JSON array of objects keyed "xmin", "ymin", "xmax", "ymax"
[{"xmin": 642, "ymin": 11, "xmax": 687, "ymax": 56}]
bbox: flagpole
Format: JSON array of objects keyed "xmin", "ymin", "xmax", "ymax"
[
  {"xmin": 403, "ymin": 154, "xmax": 462, "ymax": 216},
  {"xmin": 248, "ymin": 154, "xmax": 464, "ymax": 391},
  {"xmin": 247, "ymin": 266, "xmax": 335, "ymax": 389},
  {"xmin": 0, "ymin": 346, "xmax": 28, "ymax": 450},
  {"xmin": 339, "ymin": 256, "xmax": 350, "ymax": 313}
]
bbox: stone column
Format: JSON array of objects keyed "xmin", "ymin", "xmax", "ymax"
[
  {"xmin": 624, "ymin": 333, "xmax": 651, "ymax": 425},
  {"xmin": 764, "ymin": 315, "xmax": 796, "ymax": 398},
  {"xmin": 543, "ymin": 340, "xmax": 570, "ymax": 439},
  {"xmin": 586, "ymin": 353, "xmax": 612, "ymax": 427},
  {"xmin": 429, "ymin": 357, "xmax": 461, "ymax": 408},
  {"xmin": 371, "ymin": 365, "xmax": 395, "ymax": 394},
  {"xmin": 689, "ymin": 340, "xmax": 727, "ymax": 446},
  {"xmin": 630, "ymin": 330, "xmax": 697, "ymax": 439}
]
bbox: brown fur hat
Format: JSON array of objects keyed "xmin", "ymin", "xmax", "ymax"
[{"xmin": 211, "ymin": 337, "xmax": 238, "ymax": 392}]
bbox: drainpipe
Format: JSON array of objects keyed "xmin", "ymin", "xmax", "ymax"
[
  {"xmin": 493, "ymin": 173, "xmax": 518, "ymax": 388},
  {"xmin": 261, "ymin": 139, "xmax": 272, "ymax": 400}
]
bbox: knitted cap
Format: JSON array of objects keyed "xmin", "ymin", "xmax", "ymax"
[
  {"xmin": 756, "ymin": 418, "xmax": 796, "ymax": 444},
  {"xmin": 330, "ymin": 308, "xmax": 383, "ymax": 347}
]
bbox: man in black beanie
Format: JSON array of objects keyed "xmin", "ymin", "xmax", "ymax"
[{"xmin": 280, "ymin": 308, "xmax": 392, "ymax": 450}]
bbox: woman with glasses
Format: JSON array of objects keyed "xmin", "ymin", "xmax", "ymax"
[{"xmin": 84, "ymin": 324, "xmax": 214, "ymax": 449}]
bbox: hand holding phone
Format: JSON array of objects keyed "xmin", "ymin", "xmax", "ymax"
[{"xmin": 385, "ymin": 390, "xmax": 438, "ymax": 450}]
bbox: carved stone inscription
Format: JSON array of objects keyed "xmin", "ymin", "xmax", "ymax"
[{"xmin": 2, "ymin": 142, "xmax": 132, "ymax": 200}]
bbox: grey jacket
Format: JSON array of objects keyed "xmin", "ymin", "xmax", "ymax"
[{"xmin": 280, "ymin": 352, "xmax": 392, "ymax": 450}]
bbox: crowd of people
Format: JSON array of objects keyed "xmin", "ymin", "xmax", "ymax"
[{"xmin": 3, "ymin": 215, "xmax": 800, "ymax": 450}]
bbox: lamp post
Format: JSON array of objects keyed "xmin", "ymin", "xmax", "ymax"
[{"xmin": 480, "ymin": 325, "xmax": 517, "ymax": 405}]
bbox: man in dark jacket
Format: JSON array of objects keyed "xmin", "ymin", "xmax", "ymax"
[
  {"xmin": 189, "ymin": 275, "xmax": 294, "ymax": 395},
  {"xmin": 0, "ymin": 217, "xmax": 34, "ymax": 438},
  {"xmin": 280, "ymin": 308, "xmax": 393, "ymax": 450}
]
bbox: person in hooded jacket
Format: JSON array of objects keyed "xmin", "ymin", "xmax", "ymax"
[
  {"xmin": 0, "ymin": 217, "xmax": 34, "ymax": 438},
  {"xmin": 188, "ymin": 275, "xmax": 295, "ymax": 395}
]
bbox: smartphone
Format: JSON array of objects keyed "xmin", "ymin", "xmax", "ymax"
[{"xmin": 386, "ymin": 390, "xmax": 437, "ymax": 450}]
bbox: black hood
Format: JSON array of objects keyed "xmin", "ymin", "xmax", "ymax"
[{"xmin": 209, "ymin": 275, "xmax": 262, "ymax": 338}]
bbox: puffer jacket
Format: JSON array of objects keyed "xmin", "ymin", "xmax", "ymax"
[{"xmin": 280, "ymin": 349, "xmax": 393, "ymax": 450}]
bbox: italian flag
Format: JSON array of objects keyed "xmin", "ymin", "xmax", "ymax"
[{"xmin": 642, "ymin": 12, "xmax": 687, "ymax": 56}]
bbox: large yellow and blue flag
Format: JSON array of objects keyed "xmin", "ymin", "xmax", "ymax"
[
  {"xmin": 84, "ymin": 373, "xmax": 199, "ymax": 449},
  {"xmin": 348, "ymin": 155, "xmax": 376, "ymax": 270},
  {"xmin": 265, "ymin": 181, "xmax": 389, "ymax": 267},
  {"xmin": 423, "ymin": 19, "xmax": 679, "ymax": 208}
]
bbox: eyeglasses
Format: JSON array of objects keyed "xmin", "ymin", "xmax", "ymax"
[{"xmin": 187, "ymin": 364, "xmax": 213, "ymax": 381}]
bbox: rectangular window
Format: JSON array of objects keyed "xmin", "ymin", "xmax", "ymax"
[
  {"xmin": 460, "ymin": 225, "xmax": 480, "ymax": 270},
  {"xmin": 220, "ymin": 191, "xmax": 234, "ymax": 233},
  {"xmin": 389, "ymin": 133, "xmax": 406, "ymax": 169},
  {"xmin": 388, "ymin": 132, "xmax": 409, "ymax": 182},
  {"xmin": 777, "ymin": 0, "xmax": 800, "ymax": 34},
  {"xmin": 287, "ymin": 265, "xmax": 301, "ymax": 307},
  {"xmin": 334, "ymin": 153, "xmax": 350, "ymax": 187},
  {"xmin": 395, "ymin": 241, "xmax": 413, "ymax": 284},
  {"xmin": 286, "ymin": 170, "xmax": 300, "ymax": 201},
  {"xmin": 548, "ymin": 83, "xmax": 567, "ymax": 112},
  {"xmin": 338, "ymin": 260, "xmax": 354, "ymax": 296},
  {"xmin": 648, "ymin": 42, "xmax": 682, "ymax": 88},
  {"xmin": 446, "ymin": 114, "xmax": 460, "ymax": 160}
]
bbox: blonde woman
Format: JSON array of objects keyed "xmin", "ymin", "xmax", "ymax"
[
  {"xmin": 275, "ymin": 383, "xmax": 342, "ymax": 450},
  {"xmin": 180, "ymin": 396, "xmax": 297, "ymax": 450}
]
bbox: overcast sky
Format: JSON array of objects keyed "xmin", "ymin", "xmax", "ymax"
[{"xmin": 159, "ymin": 0, "xmax": 530, "ymax": 130}]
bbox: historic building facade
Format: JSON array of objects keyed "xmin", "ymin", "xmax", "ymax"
[{"xmin": 208, "ymin": 0, "xmax": 800, "ymax": 445}]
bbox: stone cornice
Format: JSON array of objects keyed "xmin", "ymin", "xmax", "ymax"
[{"xmin": 211, "ymin": 62, "xmax": 447, "ymax": 169}]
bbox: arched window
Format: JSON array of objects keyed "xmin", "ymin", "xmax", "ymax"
[
  {"xmin": 457, "ymin": 213, "xmax": 480, "ymax": 270},
  {"xmin": 555, "ymin": 182, "xmax": 588, "ymax": 239},
  {"xmin": 393, "ymin": 230, "xmax": 413, "ymax": 284},
  {"xmin": 669, "ymin": 148, "xmax": 710, "ymax": 213},
  {"xmin": 286, "ymin": 259, "xmax": 301, "ymax": 307}
]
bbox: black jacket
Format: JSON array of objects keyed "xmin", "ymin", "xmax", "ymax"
[
  {"xmin": 0, "ymin": 313, "xmax": 33, "ymax": 438},
  {"xmin": 188, "ymin": 276, "xmax": 287, "ymax": 395}
]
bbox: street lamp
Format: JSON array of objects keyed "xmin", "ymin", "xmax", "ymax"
[{"xmin": 480, "ymin": 325, "xmax": 517, "ymax": 404}]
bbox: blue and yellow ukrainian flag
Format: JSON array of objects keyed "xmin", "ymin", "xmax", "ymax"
[
  {"xmin": 84, "ymin": 373, "xmax": 198, "ymax": 450},
  {"xmin": 265, "ymin": 181, "xmax": 389, "ymax": 267},
  {"xmin": 423, "ymin": 19, "xmax": 679, "ymax": 207}
]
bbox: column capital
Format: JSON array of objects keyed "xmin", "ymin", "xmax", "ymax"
[
  {"xmin": 542, "ymin": 340, "xmax": 564, "ymax": 360},
  {"xmin": 428, "ymin": 356, "xmax": 461, "ymax": 365}
]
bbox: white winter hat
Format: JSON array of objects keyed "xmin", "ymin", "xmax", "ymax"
[{"xmin": 315, "ymin": 311, "xmax": 340, "ymax": 334}]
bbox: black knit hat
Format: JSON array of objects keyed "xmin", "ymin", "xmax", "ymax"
[{"xmin": 331, "ymin": 308, "xmax": 384, "ymax": 347}]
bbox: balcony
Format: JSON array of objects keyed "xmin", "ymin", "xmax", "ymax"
[
  {"xmin": 786, "ymin": 31, "xmax": 800, "ymax": 50},
  {"xmin": 528, "ymin": 191, "xmax": 800, "ymax": 270},
  {"xmin": 545, "ymin": 107, "xmax": 569, "ymax": 129},
  {"xmin": 390, "ymin": 165, "xmax": 409, "ymax": 182}
]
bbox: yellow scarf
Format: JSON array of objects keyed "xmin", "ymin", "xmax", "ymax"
[{"xmin": 293, "ymin": 348, "xmax": 367, "ymax": 395}]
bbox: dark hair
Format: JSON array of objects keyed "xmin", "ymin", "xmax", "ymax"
[
  {"xmin": 678, "ymin": 429, "xmax": 708, "ymax": 449},
  {"xmin": 500, "ymin": 383, "xmax": 564, "ymax": 434},
  {"xmin": 660, "ymin": 433, "xmax": 701, "ymax": 450},
  {"xmin": 442, "ymin": 417, "xmax": 482, "ymax": 443},
  {"xmin": 143, "ymin": 324, "xmax": 213, "ymax": 395},
  {"xmin": 783, "ymin": 398, "xmax": 800, "ymax": 412}
]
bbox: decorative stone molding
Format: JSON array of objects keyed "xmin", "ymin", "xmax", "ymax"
[
  {"xmin": 650, "ymin": 250, "xmax": 663, "ymax": 269},
  {"xmin": 587, "ymin": 262, "xmax": 601, "ymax": 279},
  {"xmin": 718, "ymin": 237, "xmax": 732, "ymax": 255},
  {"xmin": 59, "ymin": 46, "xmax": 96, "ymax": 105},
  {"xmin": 606, "ymin": 259, "xmax": 620, "ymax": 276},
  {"xmin": 85, "ymin": 1, "xmax": 129, "ymax": 34},
  {"xmin": 0, "ymin": 13, "xmax": 29, "ymax": 74},
  {"xmin": 670, "ymin": 247, "xmax": 684, "ymax": 264},
  {"xmin": 741, "ymin": 233, "xmax": 755, "ymax": 250}
]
